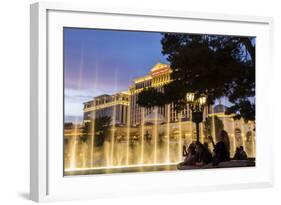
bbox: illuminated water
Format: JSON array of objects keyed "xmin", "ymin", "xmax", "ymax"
[{"xmin": 64, "ymin": 106, "xmax": 256, "ymax": 175}]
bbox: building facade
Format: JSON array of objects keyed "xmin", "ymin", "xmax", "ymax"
[
  {"xmin": 83, "ymin": 63, "xmax": 191, "ymax": 127},
  {"xmin": 129, "ymin": 63, "xmax": 191, "ymax": 126},
  {"xmin": 83, "ymin": 91, "xmax": 130, "ymax": 125}
]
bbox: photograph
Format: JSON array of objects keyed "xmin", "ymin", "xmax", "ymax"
[{"xmin": 63, "ymin": 27, "xmax": 256, "ymax": 176}]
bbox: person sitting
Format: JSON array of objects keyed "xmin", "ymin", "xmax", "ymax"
[
  {"xmin": 209, "ymin": 130, "xmax": 230, "ymax": 166},
  {"xmin": 233, "ymin": 146, "xmax": 248, "ymax": 160},
  {"xmin": 233, "ymin": 147, "xmax": 240, "ymax": 160},
  {"xmin": 221, "ymin": 130, "xmax": 230, "ymax": 160},
  {"xmin": 239, "ymin": 146, "xmax": 248, "ymax": 160},
  {"xmin": 182, "ymin": 144, "xmax": 188, "ymax": 157},
  {"xmin": 195, "ymin": 142, "xmax": 213, "ymax": 166},
  {"xmin": 183, "ymin": 143, "xmax": 197, "ymax": 166}
]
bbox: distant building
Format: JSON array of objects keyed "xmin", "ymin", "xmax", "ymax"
[
  {"xmin": 83, "ymin": 63, "xmax": 191, "ymax": 126},
  {"xmin": 83, "ymin": 91, "xmax": 130, "ymax": 125},
  {"xmin": 129, "ymin": 62, "xmax": 192, "ymax": 126}
]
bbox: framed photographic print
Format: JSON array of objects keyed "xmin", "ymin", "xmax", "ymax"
[{"xmin": 30, "ymin": 2, "xmax": 274, "ymax": 202}]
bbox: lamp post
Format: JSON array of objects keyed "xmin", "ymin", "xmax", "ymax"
[{"xmin": 186, "ymin": 93, "xmax": 207, "ymax": 142}]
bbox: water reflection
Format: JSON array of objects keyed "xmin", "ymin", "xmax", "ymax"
[{"xmin": 64, "ymin": 106, "xmax": 256, "ymax": 175}]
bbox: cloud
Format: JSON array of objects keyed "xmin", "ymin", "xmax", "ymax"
[
  {"xmin": 64, "ymin": 87, "xmax": 127, "ymax": 120},
  {"xmin": 65, "ymin": 115, "xmax": 83, "ymax": 123}
]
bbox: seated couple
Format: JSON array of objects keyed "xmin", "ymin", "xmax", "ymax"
[{"xmin": 181, "ymin": 130, "xmax": 231, "ymax": 167}]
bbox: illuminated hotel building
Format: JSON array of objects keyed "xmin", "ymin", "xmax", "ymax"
[
  {"xmin": 129, "ymin": 63, "xmax": 190, "ymax": 126},
  {"xmin": 83, "ymin": 91, "xmax": 130, "ymax": 125},
  {"xmin": 83, "ymin": 63, "xmax": 190, "ymax": 126}
]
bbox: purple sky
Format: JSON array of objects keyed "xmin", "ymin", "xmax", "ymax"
[
  {"xmin": 64, "ymin": 28, "xmax": 255, "ymax": 122},
  {"xmin": 64, "ymin": 28, "xmax": 168, "ymax": 122}
]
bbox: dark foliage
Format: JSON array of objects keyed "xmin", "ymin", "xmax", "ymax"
[
  {"xmin": 204, "ymin": 116, "xmax": 224, "ymax": 142},
  {"xmin": 82, "ymin": 116, "xmax": 111, "ymax": 147},
  {"xmin": 137, "ymin": 34, "xmax": 255, "ymax": 121}
]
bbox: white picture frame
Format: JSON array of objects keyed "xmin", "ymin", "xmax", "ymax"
[{"xmin": 30, "ymin": 2, "xmax": 274, "ymax": 202}]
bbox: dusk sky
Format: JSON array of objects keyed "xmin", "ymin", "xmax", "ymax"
[
  {"xmin": 64, "ymin": 28, "xmax": 254, "ymax": 122},
  {"xmin": 64, "ymin": 28, "xmax": 168, "ymax": 122}
]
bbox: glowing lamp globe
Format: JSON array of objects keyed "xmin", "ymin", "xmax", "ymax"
[
  {"xmin": 198, "ymin": 96, "xmax": 207, "ymax": 105},
  {"xmin": 186, "ymin": 92, "xmax": 195, "ymax": 103}
]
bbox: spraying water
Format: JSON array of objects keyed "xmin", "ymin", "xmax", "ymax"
[
  {"xmin": 140, "ymin": 107, "xmax": 145, "ymax": 164},
  {"xmin": 166, "ymin": 104, "xmax": 171, "ymax": 163},
  {"xmin": 89, "ymin": 61, "xmax": 99, "ymax": 168},
  {"xmin": 153, "ymin": 107, "xmax": 159, "ymax": 164},
  {"xmin": 69, "ymin": 45, "xmax": 84, "ymax": 169}
]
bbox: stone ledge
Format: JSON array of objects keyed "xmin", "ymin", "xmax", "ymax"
[{"xmin": 177, "ymin": 160, "xmax": 255, "ymax": 170}]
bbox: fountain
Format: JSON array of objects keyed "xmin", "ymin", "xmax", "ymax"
[
  {"xmin": 178, "ymin": 112, "xmax": 183, "ymax": 162},
  {"xmin": 89, "ymin": 62, "xmax": 98, "ymax": 167},
  {"xmin": 126, "ymin": 102, "xmax": 131, "ymax": 165},
  {"xmin": 166, "ymin": 104, "xmax": 171, "ymax": 163},
  {"xmin": 65, "ymin": 103, "xmax": 255, "ymax": 175},
  {"xmin": 68, "ymin": 47, "xmax": 84, "ymax": 169},
  {"xmin": 153, "ymin": 107, "xmax": 159, "ymax": 164},
  {"xmin": 139, "ymin": 107, "xmax": 145, "ymax": 164}
]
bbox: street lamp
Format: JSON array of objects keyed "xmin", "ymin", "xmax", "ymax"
[
  {"xmin": 186, "ymin": 92, "xmax": 207, "ymax": 142},
  {"xmin": 186, "ymin": 92, "xmax": 195, "ymax": 103}
]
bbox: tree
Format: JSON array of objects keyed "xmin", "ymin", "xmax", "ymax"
[
  {"xmin": 137, "ymin": 87, "xmax": 166, "ymax": 108},
  {"xmin": 80, "ymin": 122, "xmax": 91, "ymax": 143},
  {"xmin": 82, "ymin": 116, "xmax": 111, "ymax": 147},
  {"xmin": 94, "ymin": 116, "xmax": 111, "ymax": 147},
  {"xmin": 204, "ymin": 116, "xmax": 224, "ymax": 142},
  {"xmin": 137, "ymin": 34, "xmax": 255, "ymax": 121}
]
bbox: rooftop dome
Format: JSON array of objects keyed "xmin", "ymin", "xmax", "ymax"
[
  {"xmin": 144, "ymin": 109, "xmax": 165, "ymax": 124},
  {"xmin": 213, "ymin": 104, "xmax": 228, "ymax": 113},
  {"xmin": 150, "ymin": 62, "xmax": 169, "ymax": 72}
]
